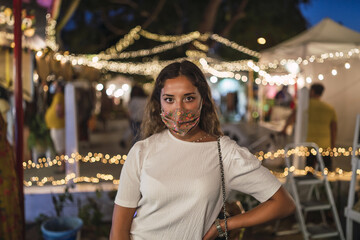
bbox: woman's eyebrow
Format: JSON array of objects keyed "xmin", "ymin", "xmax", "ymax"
[{"xmin": 162, "ymin": 92, "xmax": 196, "ymax": 97}]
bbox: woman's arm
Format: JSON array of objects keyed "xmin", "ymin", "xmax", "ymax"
[
  {"xmin": 110, "ymin": 204, "xmax": 137, "ymax": 240},
  {"xmin": 203, "ymin": 186, "xmax": 295, "ymax": 240}
]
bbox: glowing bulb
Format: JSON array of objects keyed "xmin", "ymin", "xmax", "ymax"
[
  {"xmin": 92, "ymin": 56, "xmax": 99, "ymax": 62},
  {"xmin": 106, "ymin": 88, "xmax": 113, "ymax": 96},
  {"xmin": 297, "ymin": 77, "xmax": 305, "ymax": 88},
  {"xmin": 241, "ymin": 76, "xmax": 248, "ymax": 82},
  {"xmin": 235, "ymin": 74, "xmax": 241, "ymax": 80},
  {"xmin": 257, "ymin": 37, "xmax": 266, "ymax": 45},
  {"xmin": 36, "ymin": 51, "xmax": 43, "ymax": 57},
  {"xmin": 285, "ymin": 61, "xmax": 300, "ymax": 74},
  {"xmin": 210, "ymin": 76, "xmax": 218, "ymax": 83},
  {"xmin": 114, "ymin": 89, "xmax": 124, "ymax": 98},
  {"xmin": 199, "ymin": 58, "xmax": 207, "ymax": 65},
  {"xmin": 345, "ymin": 62, "xmax": 351, "ymax": 69},
  {"xmin": 318, "ymin": 74, "xmax": 324, "ymax": 81},
  {"xmin": 331, "ymin": 69, "xmax": 337, "ymax": 76},
  {"xmin": 96, "ymin": 83, "xmax": 104, "ymax": 91},
  {"xmin": 122, "ymin": 84, "xmax": 130, "ymax": 91},
  {"xmin": 306, "ymin": 77, "xmax": 312, "ymax": 83},
  {"xmin": 33, "ymin": 73, "xmax": 39, "ymax": 83}
]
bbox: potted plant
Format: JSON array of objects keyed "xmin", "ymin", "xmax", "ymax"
[{"xmin": 41, "ymin": 186, "xmax": 83, "ymax": 240}]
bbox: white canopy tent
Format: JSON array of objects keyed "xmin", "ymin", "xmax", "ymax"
[{"xmin": 260, "ymin": 18, "xmax": 360, "ymax": 146}]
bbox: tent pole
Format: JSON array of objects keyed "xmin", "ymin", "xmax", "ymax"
[
  {"xmin": 13, "ymin": 0, "xmax": 25, "ymax": 239},
  {"xmin": 247, "ymin": 70, "xmax": 254, "ymax": 122}
]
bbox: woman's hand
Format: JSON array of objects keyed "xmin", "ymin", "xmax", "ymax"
[
  {"xmin": 203, "ymin": 186, "xmax": 295, "ymax": 240},
  {"xmin": 202, "ymin": 224, "xmax": 218, "ymax": 240}
]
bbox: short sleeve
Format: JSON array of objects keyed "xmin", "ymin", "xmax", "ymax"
[
  {"xmin": 114, "ymin": 142, "xmax": 144, "ymax": 208},
  {"xmin": 53, "ymin": 93, "xmax": 64, "ymax": 105},
  {"xmin": 223, "ymin": 140, "xmax": 281, "ymax": 203}
]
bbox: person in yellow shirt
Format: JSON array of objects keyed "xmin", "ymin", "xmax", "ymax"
[
  {"xmin": 281, "ymin": 83, "xmax": 337, "ymax": 170},
  {"xmin": 45, "ymin": 81, "xmax": 65, "ymax": 172}
]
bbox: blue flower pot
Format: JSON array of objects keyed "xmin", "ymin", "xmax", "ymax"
[{"xmin": 41, "ymin": 217, "xmax": 83, "ymax": 240}]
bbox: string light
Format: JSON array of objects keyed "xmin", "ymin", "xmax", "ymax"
[
  {"xmin": 139, "ymin": 29, "xmax": 202, "ymax": 42},
  {"xmin": 185, "ymin": 50, "xmax": 207, "ymax": 58},
  {"xmin": 23, "ymin": 152, "xmax": 127, "ymax": 170},
  {"xmin": 70, "ymin": 28, "xmax": 259, "ymax": 62},
  {"xmin": 139, "ymin": 30, "xmax": 259, "ymax": 58},
  {"xmin": 99, "ymin": 26, "xmax": 141, "ymax": 58},
  {"xmin": 260, "ymin": 49, "xmax": 360, "ymax": 73},
  {"xmin": 52, "ymin": 52, "xmax": 253, "ymax": 77},
  {"xmin": 255, "ymin": 146, "xmax": 358, "ymax": 161},
  {"xmin": 97, "ymin": 32, "xmax": 198, "ymax": 60},
  {"xmin": 24, "ymin": 165, "xmax": 358, "ymax": 186},
  {"xmin": 199, "ymin": 58, "xmax": 235, "ymax": 78},
  {"xmin": 41, "ymin": 19, "xmax": 356, "ymax": 86},
  {"xmin": 45, "ymin": 14, "xmax": 59, "ymax": 51},
  {"xmin": 210, "ymin": 34, "xmax": 261, "ymax": 58},
  {"xmin": 192, "ymin": 40, "xmax": 209, "ymax": 52},
  {"xmin": 247, "ymin": 60, "xmax": 297, "ymax": 85},
  {"xmin": 41, "ymin": 21, "xmax": 265, "ymax": 77},
  {"xmin": 24, "ymin": 147, "xmax": 359, "ymax": 186}
]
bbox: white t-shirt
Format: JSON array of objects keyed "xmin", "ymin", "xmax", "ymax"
[{"xmin": 115, "ymin": 130, "xmax": 281, "ymax": 240}]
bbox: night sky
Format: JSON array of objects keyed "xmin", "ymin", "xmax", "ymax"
[{"xmin": 300, "ymin": 0, "xmax": 360, "ymax": 32}]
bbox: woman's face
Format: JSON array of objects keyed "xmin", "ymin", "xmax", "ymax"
[{"xmin": 160, "ymin": 75, "xmax": 202, "ymax": 112}]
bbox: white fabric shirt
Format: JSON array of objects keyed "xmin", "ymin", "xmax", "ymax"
[{"xmin": 115, "ymin": 130, "xmax": 281, "ymax": 240}]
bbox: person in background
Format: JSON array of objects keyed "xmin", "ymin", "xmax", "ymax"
[
  {"xmin": 0, "ymin": 86, "xmax": 23, "ymax": 240},
  {"xmin": 76, "ymin": 86, "xmax": 95, "ymax": 146},
  {"xmin": 110, "ymin": 60, "xmax": 295, "ymax": 240},
  {"xmin": 127, "ymin": 85, "xmax": 147, "ymax": 144},
  {"xmin": 45, "ymin": 80, "xmax": 66, "ymax": 173},
  {"xmin": 281, "ymin": 83, "xmax": 337, "ymax": 170},
  {"xmin": 274, "ymin": 85, "xmax": 293, "ymax": 108}
]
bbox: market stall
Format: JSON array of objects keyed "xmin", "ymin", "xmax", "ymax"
[{"xmin": 260, "ymin": 18, "xmax": 360, "ymax": 146}]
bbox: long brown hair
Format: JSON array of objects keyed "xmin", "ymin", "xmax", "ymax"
[{"xmin": 141, "ymin": 60, "xmax": 223, "ymax": 139}]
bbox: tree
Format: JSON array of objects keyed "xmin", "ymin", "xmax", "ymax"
[{"xmin": 57, "ymin": 0, "xmax": 310, "ymax": 60}]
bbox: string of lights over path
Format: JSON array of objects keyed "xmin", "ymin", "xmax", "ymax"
[{"xmin": 40, "ymin": 15, "xmax": 360, "ymax": 85}]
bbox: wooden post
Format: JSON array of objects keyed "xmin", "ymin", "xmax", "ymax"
[{"xmin": 247, "ymin": 70, "xmax": 254, "ymax": 122}]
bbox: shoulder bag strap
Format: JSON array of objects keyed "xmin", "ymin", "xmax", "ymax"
[{"xmin": 217, "ymin": 137, "xmax": 228, "ymax": 239}]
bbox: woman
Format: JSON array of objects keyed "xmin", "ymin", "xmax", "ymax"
[{"xmin": 110, "ymin": 60, "xmax": 295, "ymax": 240}]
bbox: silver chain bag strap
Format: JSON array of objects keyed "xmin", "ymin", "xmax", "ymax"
[{"xmin": 216, "ymin": 137, "xmax": 228, "ymax": 240}]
